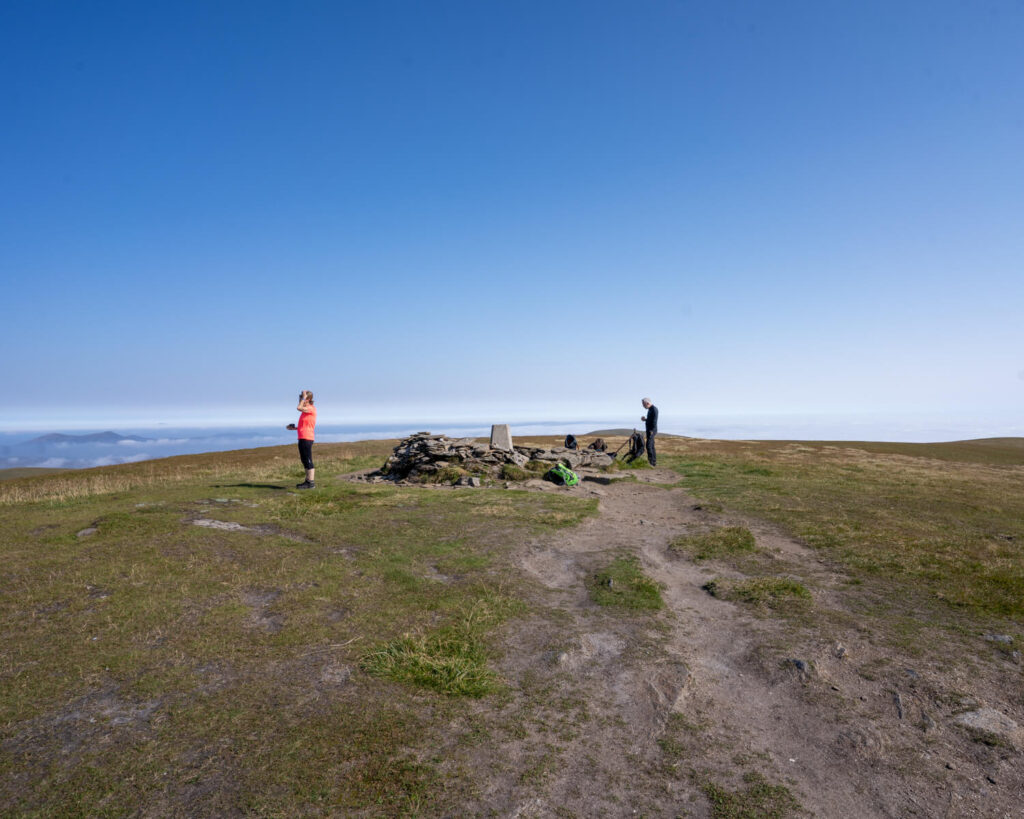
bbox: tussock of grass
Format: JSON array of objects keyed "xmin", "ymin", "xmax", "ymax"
[
  {"xmin": 500, "ymin": 464, "xmax": 529, "ymax": 481},
  {"xmin": 670, "ymin": 527, "xmax": 757, "ymax": 560},
  {"xmin": 963, "ymin": 726, "xmax": 1011, "ymax": 748},
  {"xmin": 525, "ymin": 460, "xmax": 549, "ymax": 473},
  {"xmin": 589, "ymin": 556, "xmax": 664, "ymax": 610},
  {"xmin": 703, "ymin": 771, "xmax": 802, "ymax": 818},
  {"xmin": 360, "ymin": 627, "xmax": 495, "ymax": 697},
  {"xmin": 360, "ymin": 598, "xmax": 515, "ymax": 696},
  {"xmin": 703, "ymin": 576, "xmax": 811, "ymax": 609},
  {"xmin": 422, "ymin": 465, "xmax": 468, "ymax": 484},
  {"xmin": 612, "ymin": 456, "xmax": 652, "ymax": 471}
]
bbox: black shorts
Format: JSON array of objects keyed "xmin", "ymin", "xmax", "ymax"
[{"xmin": 298, "ymin": 439, "xmax": 314, "ymax": 470}]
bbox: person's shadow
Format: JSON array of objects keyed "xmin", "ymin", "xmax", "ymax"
[{"xmin": 214, "ymin": 483, "xmax": 290, "ymax": 491}]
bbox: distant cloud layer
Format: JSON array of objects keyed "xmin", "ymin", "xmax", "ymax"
[
  {"xmin": 5, "ymin": 452, "xmax": 153, "ymax": 469},
  {"xmin": 0, "ymin": 428, "xmax": 296, "ymax": 470},
  {"xmin": 3, "ymin": 410, "xmax": 1023, "ymax": 473},
  {"xmin": 117, "ymin": 438, "xmax": 189, "ymax": 446}
]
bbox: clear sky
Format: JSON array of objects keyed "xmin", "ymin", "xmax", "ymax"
[{"xmin": 2, "ymin": 1, "xmax": 1022, "ymax": 433}]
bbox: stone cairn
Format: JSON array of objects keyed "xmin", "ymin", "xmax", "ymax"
[{"xmin": 380, "ymin": 432, "xmax": 614, "ymax": 483}]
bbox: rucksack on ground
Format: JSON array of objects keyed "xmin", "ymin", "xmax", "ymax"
[
  {"xmin": 588, "ymin": 438, "xmax": 606, "ymax": 451},
  {"xmin": 544, "ymin": 463, "xmax": 580, "ymax": 487},
  {"xmin": 564, "ymin": 434, "xmax": 578, "ymax": 450},
  {"xmin": 625, "ymin": 432, "xmax": 645, "ymax": 462}
]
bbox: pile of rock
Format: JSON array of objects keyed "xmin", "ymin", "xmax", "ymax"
[{"xmin": 380, "ymin": 432, "xmax": 614, "ymax": 483}]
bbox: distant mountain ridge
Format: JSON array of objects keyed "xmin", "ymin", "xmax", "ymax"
[
  {"xmin": 0, "ymin": 431, "xmax": 154, "ymax": 469},
  {"xmin": 585, "ymin": 429, "xmax": 683, "ymax": 437},
  {"xmin": 27, "ymin": 431, "xmax": 151, "ymax": 445}
]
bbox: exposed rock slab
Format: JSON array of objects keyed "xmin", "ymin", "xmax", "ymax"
[{"xmin": 954, "ymin": 708, "xmax": 1023, "ymax": 745}]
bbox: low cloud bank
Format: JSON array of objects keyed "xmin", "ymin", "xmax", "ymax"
[
  {"xmin": 2, "ymin": 413, "xmax": 1020, "ymax": 471},
  {"xmin": 0, "ymin": 427, "xmax": 304, "ymax": 469}
]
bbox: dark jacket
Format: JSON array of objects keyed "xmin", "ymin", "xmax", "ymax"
[{"xmin": 645, "ymin": 405, "xmax": 658, "ymax": 434}]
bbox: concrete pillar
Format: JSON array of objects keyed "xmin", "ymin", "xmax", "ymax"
[{"xmin": 490, "ymin": 424, "xmax": 513, "ymax": 451}]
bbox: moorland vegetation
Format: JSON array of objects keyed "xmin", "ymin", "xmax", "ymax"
[{"xmin": 1, "ymin": 434, "xmax": 1022, "ymax": 816}]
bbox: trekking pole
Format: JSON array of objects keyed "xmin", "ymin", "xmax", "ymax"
[{"xmin": 609, "ymin": 429, "xmax": 636, "ymax": 460}]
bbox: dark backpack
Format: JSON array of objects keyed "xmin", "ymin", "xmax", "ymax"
[
  {"xmin": 564, "ymin": 434, "xmax": 578, "ymax": 450},
  {"xmin": 588, "ymin": 438, "xmax": 606, "ymax": 451},
  {"xmin": 626, "ymin": 432, "xmax": 646, "ymax": 461}
]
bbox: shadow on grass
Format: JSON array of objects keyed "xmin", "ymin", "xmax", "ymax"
[{"xmin": 215, "ymin": 483, "xmax": 292, "ymax": 491}]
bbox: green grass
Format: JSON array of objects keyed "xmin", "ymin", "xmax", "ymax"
[
  {"xmin": 609, "ymin": 456, "xmax": 652, "ymax": 471},
  {"xmin": 360, "ymin": 595, "xmax": 521, "ymax": 696},
  {"xmin": 663, "ymin": 442, "xmax": 1024, "ymax": 620},
  {"xmin": 423, "ymin": 465, "xmax": 469, "ymax": 483},
  {"xmin": 6, "ymin": 432, "xmax": 1021, "ymax": 813},
  {"xmin": 361, "ymin": 625, "xmax": 497, "ymax": 697},
  {"xmin": 589, "ymin": 556, "xmax": 664, "ymax": 610},
  {"xmin": 784, "ymin": 437, "xmax": 1024, "ymax": 467},
  {"xmin": 670, "ymin": 526, "xmax": 757, "ymax": 560},
  {"xmin": 703, "ymin": 576, "xmax": 812, "ymax": 610},
  {"xmin": 0, "ymin": 440, "xmax": 390, "ymax": 505},
  {"xmin": 703, "ymin": 771, "xmax": 802, "ymax": 818},
  {"xmin": 500, "ymin": 463, "xmax": 529, "ymax": 481},
  {"xmin": 0, "ymin": 442, "xmax": 597, "ymax": 815}
]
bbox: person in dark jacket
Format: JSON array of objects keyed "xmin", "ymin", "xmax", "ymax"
[{"xmin": 641, "ymin": 398, "xmax": 658, "ymax": 466}]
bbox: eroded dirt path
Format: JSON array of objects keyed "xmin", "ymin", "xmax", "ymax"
[{"xmin": 475, "ymin": 470, "xmax": 1022, "ymax": 818}]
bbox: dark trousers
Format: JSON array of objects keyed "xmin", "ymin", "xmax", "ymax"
[
  {"xmin": 298, "ymin": 439, "xmax": 315, "ymax": 470},
  {"xmin": 645, "ymin": 432, "xmax": 656, "ymax": 466}
]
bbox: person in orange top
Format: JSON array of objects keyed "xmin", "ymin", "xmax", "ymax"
[{"xmin": 286, "ymin": 390, "xmax": 317, "ymax": 489}]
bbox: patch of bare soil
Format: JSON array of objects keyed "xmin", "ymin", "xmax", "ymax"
[
  {"xmin": 2, "ymin": 684, "xmax": 161, "ymax": 796},
  {"xmin": 458, "ymin": 469, "xmax": 1022, "ymax": 817}
]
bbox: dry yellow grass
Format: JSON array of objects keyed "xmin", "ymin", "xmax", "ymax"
[{"xmin": 0, "ymin": 440, "xmax": 396, "ymax": 505}]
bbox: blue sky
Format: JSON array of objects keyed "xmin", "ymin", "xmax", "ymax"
[{"xmin": 1, "ymin": 1, "xmax": 1022, "ymax": 434}]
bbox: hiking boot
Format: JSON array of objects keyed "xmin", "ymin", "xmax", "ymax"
[{"xmin": 296, "ymin": 480, "xmax": 316, "ymax": 490}]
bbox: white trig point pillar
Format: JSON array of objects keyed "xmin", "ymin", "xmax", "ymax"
[{"xmin": 490, "ymin": 424, "xmax": 513, "ymax": 451}]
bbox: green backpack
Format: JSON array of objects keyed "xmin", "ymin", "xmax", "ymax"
[{"xmin": 545, "ymin": 463, "xmax": 580, "ymax": 487}]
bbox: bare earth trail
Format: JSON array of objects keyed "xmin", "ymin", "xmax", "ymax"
[{"xmin": 476, "ymin": 469, "xmax": 1022, "ymax": 818}]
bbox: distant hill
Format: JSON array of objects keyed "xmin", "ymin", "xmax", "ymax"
[
  {"xmin": 0, "ymin": 467, "xmax": 69, "ymax": 481},
  {"xmin": 649, "ymin": 435, "xmax": 1024, "ymax": 467},
  {"xmin": 27, "ymin": 431, "xmax": 151, "ymax": 445},
  {"xmin": 584, "ymin": 429, "xmax": 684, "ymax": 437},
  {"xmin": 0, "ymin": 431, "xmax": 155, "ymax": 470},
  {"xmin": 806, "ymin": 437, "xmax": 1024, "ymax": 466},
  {"xmin": 582, "ymin": 434, "xmax": 1024, "ymax": 466},
  {"xmin": 951, "ymin": 437, "xmax": 1024, "ymax": 450}
]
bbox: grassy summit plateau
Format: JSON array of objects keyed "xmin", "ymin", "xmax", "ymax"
[{"xmin": 1, "ymin": 436, "xmax": 1022, "ymax": 816}]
